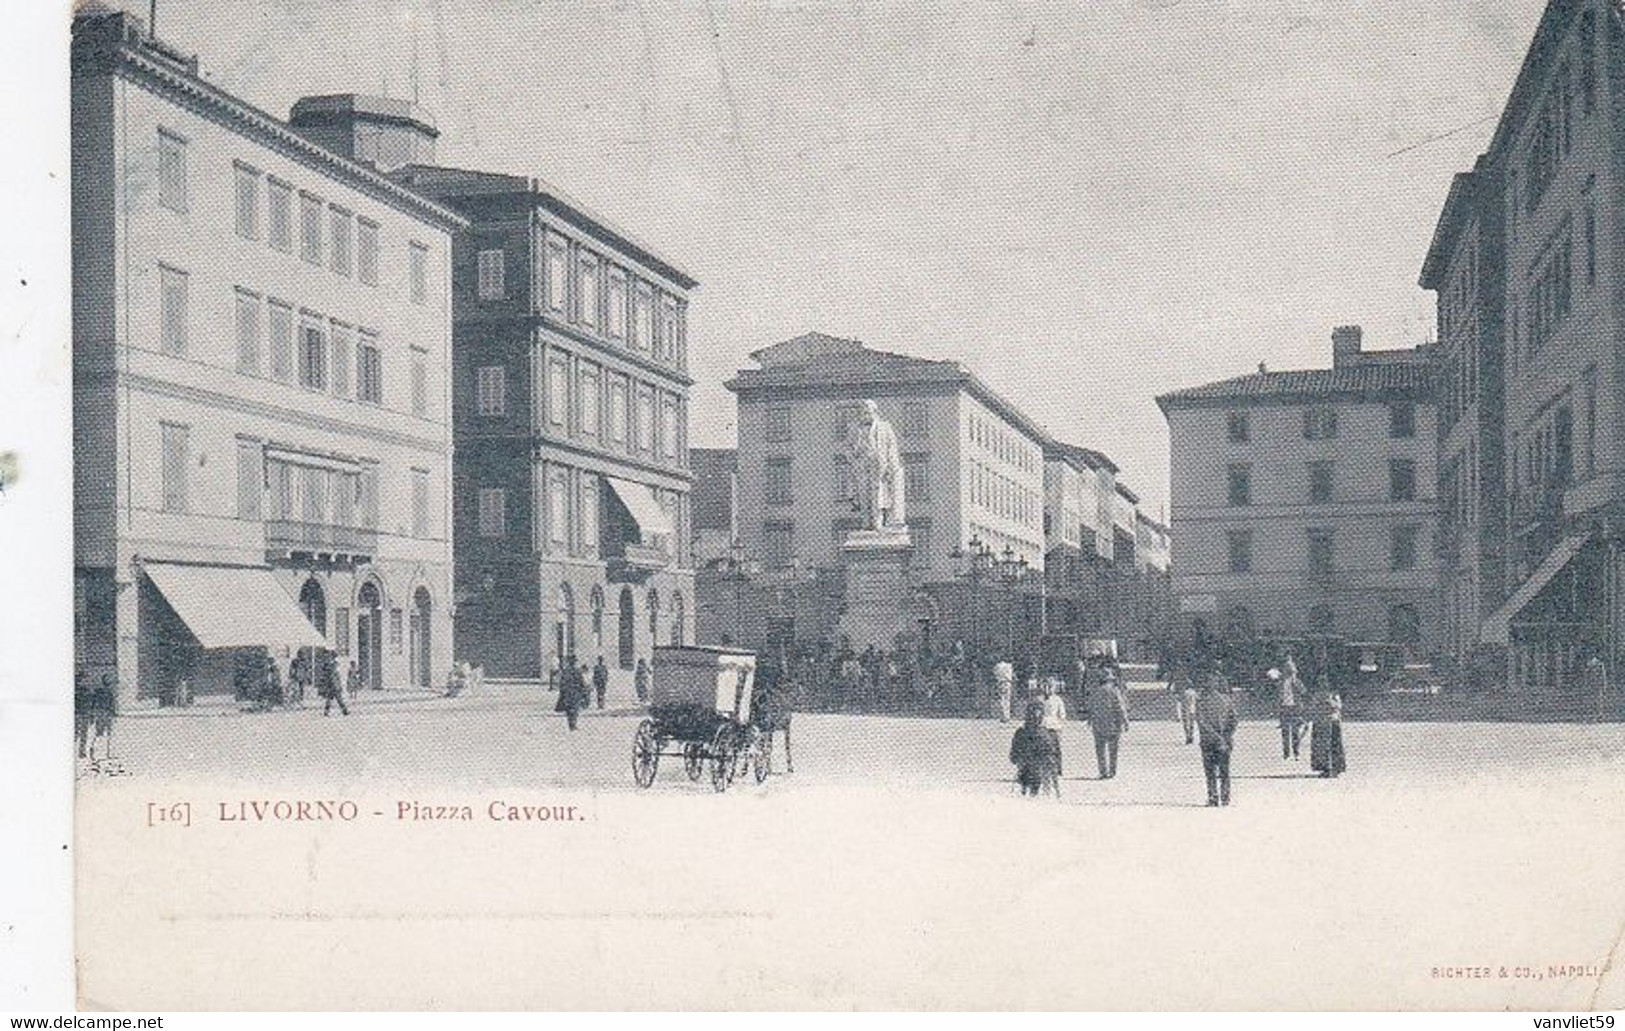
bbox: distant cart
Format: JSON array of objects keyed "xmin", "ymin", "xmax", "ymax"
[{"xmin": 631, "ymin": 645, "xmax": 767, "ymax": 792}]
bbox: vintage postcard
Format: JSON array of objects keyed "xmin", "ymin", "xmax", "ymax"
[{"xmin": 57, "ymin": 0, "xmax": 1625, "ymax": 1013}]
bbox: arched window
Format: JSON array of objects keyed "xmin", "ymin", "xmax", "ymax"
[
  {"xmin": 589, "ymin": 585, "xmax": 605, "ymax": 652},
  {"xmin": 670, "ymin": 591, "xmax": 685, "ymax": 646},
  {"xmin": 647, "ymin": 588, "xmax": 660, "ymax": 638}
]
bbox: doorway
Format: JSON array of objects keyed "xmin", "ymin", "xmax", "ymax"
[{"xmin": 357, "ymin": 581, "xmax": 383, "ymax": 690}]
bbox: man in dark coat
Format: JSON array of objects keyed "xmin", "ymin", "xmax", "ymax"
[
  {"xmin": 1087, "ymin": 669, "xmax": 1129, "ymax": 779},
  {"xmin": 555, "ymin": 657, "xmax": 586, "ymax": 730},
  {"xmin": 319, "ymin": 649, "xmax": 348, "ymax": 716},
  {"xmin": 1195, "ymin": 669, "xmax": 1239, "ymax": 807},
  {"xmin": 592, "ymin": 656, "xmax": 610, "ymax": 710}
]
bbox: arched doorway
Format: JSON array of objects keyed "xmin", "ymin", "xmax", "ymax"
[
  {"xmin": 299, "ymin": 578, "xmax": 327, "ymax": 636},
  {"xmin": 409, "ymin": 587, "xmax": 432, "ymax": 689},
  {"xmin": 670, "ymin": 591, "xmax": 685, "ymax": 646},
  {"xmin": 555, "ymin": 584, "xmax": 576, "ymax": 664},
  {"xmin": 356, "ymin": 580, "xmax": 383, "ymax": 690},
  {"xmin": 617, "ymin": 587, "xmax": 635, "ymax": 670}
]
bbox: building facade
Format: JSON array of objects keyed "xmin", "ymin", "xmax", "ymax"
[
  {"xmin": 727, "ymin": 332, "xmax": 1047, "ymax": 587},
  {"xmin": 1425, "ymin": 0, "xmax": 1625, "ymax": 691},
  {"xmin": 1157, "ymin": 327, "xmax": 1441, "ymax": 654},
  {"xmin": 72, "ymin": 12, "xmax": 463, "ymax": 704},
  {"xmin": 389, "ymin": 165, "xmax": 697, "ymax": 689},
  {"xmin": 689, "ymin": 447, "xmax": 738, "ymax": 570}
]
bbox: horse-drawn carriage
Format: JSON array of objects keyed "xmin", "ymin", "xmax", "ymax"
[{"xmin": 631, "ymin": 645, "xmax": 769, "ymax": 791}]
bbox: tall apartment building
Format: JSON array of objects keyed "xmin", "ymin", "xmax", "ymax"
[
  {"xmin": 726, "ymin": 332, "xmax": 1047, "ymax": 585},
  {"xmin": 1156, "ymin": 327, "xmax": 1440, "ymax": 652},
  {"xmin": 388, "ymin": 165, "xmax": 697, "ymax": 688},
  {"xmin": 1424, "ymin": 0, "xmax": 1625, "ymax": 689},
  {"xmin": 72, "ymin": 12, "xmax": 464, "ymax": 703}
]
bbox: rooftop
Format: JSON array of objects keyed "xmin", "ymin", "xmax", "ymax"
[{"xmin": 1156, "ymin": 360, "xmax": 1437, "ymax": 411}]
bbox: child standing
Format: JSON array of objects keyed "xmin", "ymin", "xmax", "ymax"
[{"xmin": 1009, "ymin": 701, "xmax": 1061, "ymax": 798}]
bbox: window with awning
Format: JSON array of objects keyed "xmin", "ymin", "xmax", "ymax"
[
  {"xmin": 605, "ymin": 477, "xmax": 675, "ymax": 540},
  {"xmin": 144, "ymin": 563, "xmax": 327, "ymax": 650}
]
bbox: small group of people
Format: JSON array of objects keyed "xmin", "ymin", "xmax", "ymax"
[
  {"xmin": 555, "ymin": 655, "xmax": 648, "ymax": 729},
  {"xmin": 1010, "ymin": 650, "xmax": 1351, "ymax": 805},
  {"xmin": 74, "ymin": 670, "xmax": 118, "ymax": 762}
]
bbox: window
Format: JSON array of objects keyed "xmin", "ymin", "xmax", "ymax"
[
  {"xmin": 476, "ymin": 366, "xmax": 506, "ymax": 417},
  {"xmin": 545, "ymin": 237, "xmax": 569, "ymax": 314},
  {"xmin": 478, "ymin": 488, "xmax": 506, "ymax": 537},
  {"xmin": 608, "ymin": 377, "xmax": 628, "ymax": 443},
  {"xmin": 158, "ymin": 264, "xmax": 188, "ymax": 355},
  {"xmin": 301, "ymin": 465, "xmax": 328, "ymax": 524},
  {"xmin": 157, "ymin": 129, "xmax": 187, "ymax": 212},
  {"xmin": 659, "ymin": 399, "xmax": 678, "ymax": 460},
  {"xmin": 477, "ymin": 248, "xmax": 506, "ymax": 300},
  {"xmin": 266, "ymin": 179, "xmax": 292, "ymax": 252},
  {"xmin": 411, "ymin": 347, "xmax": 428, "ymax": 417},
  {"xmin": 1389, "ymin": 402, "xmax": 1415, "ymax": 439},
  {"xmin": 360, "ymin": 466, "xmax": 379, "ymax": 529},
  {"xmin": 329, "ymin": 323, "xmax": 352, "ymax": 397},
  {"xmin": 1389, "ymin": 459, "xmax": 1417, "ymax": 502},
  {"xmin": 1307, "ymin": 529, "xmax": 1335, "ymax": 577},
  {"xmin": 356, "ymin": 218, "xmax": 379, "ymax": 285},
  {"xmin": 234, "ymin": 290, "xmax": 260, "ymax": 374},
  {"xmin": 636, "ymin": 389, "xmax": 656, "ymax": 452},
  {"xmin": 548, "ymin": 356, "xmax": 570, "ymax": 427},
  {"xmin": 409, "ymin": 242, "xmax": 428, "ymax": 304},
  {"xmin": 335, "ymin": 471, "xmax": 356, "ymax": 527},
  {"xmin": 1226, "ymin": 529, "xmax": 1252, "ymax": 573},
  {"xmin": 298, "ymin": 322, "xmax": 327, "ymax": 390},
  {"xmin": 356, "ymin": 334, "xmax": 382, "ymax": 404},
  {"xmin": 660, "ymin": 294, "xmax": 679, "ymax": 360},
  {"xmin": 580, "ymin": 475, "xmax": 599, "ymax": 555},
  {"xmin": 268, "ymin": 301, "xmax": 293, "ymax": 381},
  {"xmin": 236, "ymin": 438, "xmax": 261, "ymax": 520},
  {"xmin": 1303, "ymin": 407, "xmax": 1338, "ymax": 440},
  {"xmin": 764, "ymin": 522, "xmax": 793, "ymax": 570},
  {"xmin": 1226, "ymin": 410, "xmax": 1250, "ymax": 443},
  {"xmin": 329, "ymin": 207, "xmax": 352, "ymax": 276},
  {"xmin": 606, "ymin": 267, "xmax": 628, "ymax": 340},
  {"xmin": 902, "ymin": 402, "xmax": 927, "ymax": 439},
  {"xmin": 904, "ymin": 454, "xmax": 929, "ymax": 501},
  {"xmin": 1391, "ymin": 525, "xmax": 1419, "ymax": 571},
  {"xmin": 633, "ymin": 281, "xmax": 654, "ymax": 351},
  {"xmin": 299, "ymin": 192, "xmax": 323, "ymax": 264},
  {"xmin": 766, "ymin": 405, "xmax": 791, "ymax": 443},
  {"xmin": 548, "ymin": 471, "xmax": 569, "ymax": 547},
  {"xmin": 1307, "ymin": 460, "xmax": 1333, "ymax": 505},
  {"xmin": 766, "ymin": 458, "xmax": 792, "ymax": 506},
  {"xmin": 411, "ymin": 469, "xmax": 430, "ymax": 538},
  {"xmin": 580, "ymin": 364, "xmax": 601, "ymax": 436},
  {"xmin": 1226, "ymin": 463, "xmax": 1251, "ymax": 507},
  {"xmin": 581, "ymin": 252, "xmax": 601, "ymax": 326},
  {"xmin": 233, "ymin": 163, "xmax": 259, "ymax": 239},
  {"xmin": 160, "ymin": 422, "xmax": 189, "ymax": 513}
]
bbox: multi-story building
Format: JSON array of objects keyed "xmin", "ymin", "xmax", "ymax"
[
  {"xmin": 726, "ymin": 332, "xmax": 1047, "ymax": 585},
  {"xmin": 388, "ymin": 164, "xmax": 697, "ymax": 689},
  {"xmin": 1156, "ymin": 327, "xmax": 1440, "ymax": 653},
  {"xmin": 1425, "ymin": 0, "xmax": 1625, "ymax": 690},
  {"xmin": 72, "ymin": 12, "xmax": 464, "ymax": 703},
  {"xmin": 1420, "ymin": 157, "xmax": 1508, "ymax": 676}
]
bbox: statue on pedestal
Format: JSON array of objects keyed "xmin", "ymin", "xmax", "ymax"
[{"xmin": 845, "ymin": 399, "xmax": 907, "ymax": 533}]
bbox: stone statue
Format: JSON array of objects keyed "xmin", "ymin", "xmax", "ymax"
[{"xmin": 845, "ymin": 399, "xmax": 907, "ymax": 532}]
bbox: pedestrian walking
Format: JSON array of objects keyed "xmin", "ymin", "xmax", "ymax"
[
  {"xmin": 1041, "ymin": 677, "xmax": 1068, "ymax": 777},
  {"xmin": 1275, "ymin": 656, "xmax": 1306, "ymax": 760},
  {"xmin": 319, "ymin": 650, "xmax": 348, "ymax": 716},
  {"xmin": 555, "ymin": 656, "xmax": 586, "ymax": 730},
  {"xmin": 1170, "ymin": 667, "xmax": 1197, "ymax": 745},
  {"xmin": 1195, "ymin": 669, "xmax": 1238, "ymax": 807},
  {"xmin": 634, "ymin": 657, "xmax": 652, "ymax": 704},
  {"xmin": 593, "ymin": 655, "xmax": 610, "ymax": 710},
  {"xmin": 992, "ymin": 659, "xmax": 1015, "ymax": 722},
  {"xmin": 1009, "ymin": 700, "xmax": 1060, "ymax": 798},
  {"xmin": 1308, "ymin": 675, "xmax": 1347, "ymax": 778},
  {"xmin": 1088, "ymin": 669, "xmax": 1129, "ymax": 779}
]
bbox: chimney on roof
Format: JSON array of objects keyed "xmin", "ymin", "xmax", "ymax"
[
  {"xmin": 1332, "ymin": 325, "xmax": 1363, "ymax": 368},
  {"xmin": 288, "ymin": 94, "xmax": 439, "ymax": 171}
]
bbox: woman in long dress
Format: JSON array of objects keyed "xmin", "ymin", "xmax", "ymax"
[{"xmin": 1308, "ymin": 674, "xmax": 1347, "ymax": 778}]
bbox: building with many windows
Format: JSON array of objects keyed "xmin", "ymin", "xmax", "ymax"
[
  {"xmin": 1423, "ymin": 0, "xmax": 1625, "ymax": 691},
  {"xmin": 726, "ymin": 333, "xmax": 1048, "ymax": 587},
  {"xmin": 72, "ymin": 12, "xmax": 464, "ymax": 703},
  {"xmin": 1156, "ymin": 327, "xmax": 1440, "ymax": 653},
  {"xmin": 388, "ymin": 165, "xmax": 697, "ymax": 689}
]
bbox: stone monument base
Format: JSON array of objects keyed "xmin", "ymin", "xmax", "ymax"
[{"xmin": 835, "ymin": 529, "xmax": 914, "ymax": 651}]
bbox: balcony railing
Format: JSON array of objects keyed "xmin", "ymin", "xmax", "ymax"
[{"xmin": 265, "ymin": 519, "xmax": 377, "ymax": 562}]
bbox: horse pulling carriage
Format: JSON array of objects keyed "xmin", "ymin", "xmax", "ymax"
[{"xmin": 631, "ymin": 646, "xmax": 769, "ymax": 792}]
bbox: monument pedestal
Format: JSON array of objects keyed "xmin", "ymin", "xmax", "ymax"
[{"xmin": 835, "ymin": 529, "xmax": 915, "ymax": 651}]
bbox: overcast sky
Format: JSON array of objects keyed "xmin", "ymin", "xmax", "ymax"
[{"xmin": 134, "ymin": 0, "xmax": 1542, "ymax": 515}]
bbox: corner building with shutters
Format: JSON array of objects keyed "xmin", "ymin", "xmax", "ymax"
[
  {"xmin": 389, "ymin": 166, "xmax": 697, "ymax": 693},
  {"xmin": 71, "ymin": 12, "xmax": 463, "ymax": 704}
]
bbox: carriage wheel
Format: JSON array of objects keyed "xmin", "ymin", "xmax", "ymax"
[
  {"xmin": 632, "ymin": 719, "xmax": 659, "ymax": 789},
  {"xmin": 683, "ymin": 742, "xmax": 704, "ymax": 782},
  {"xmin": 709, "ymin": 725, "xmax": 735, "ymax": 793},
  {"xmin": 751, "ymin": 728, "xmax": 770, "ymax": 785}
]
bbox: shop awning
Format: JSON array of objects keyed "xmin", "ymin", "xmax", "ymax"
[
  {"xmin": 605, "ymin": 477, "xmax": 675, "ymax": 538},
  {"xmin": 1480, "ymin": 534, "xmax": 1590, "ymax": 645},
  {"xmin": 144, "ymin": 563, "xmax": 327, "ymax": 649}
]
